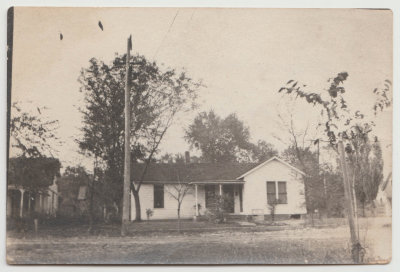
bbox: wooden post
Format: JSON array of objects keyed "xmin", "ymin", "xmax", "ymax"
[
  {"xmin": 19, "ymin": 189, "xmax": 25, "ymax": 218},
  {"xmin": 28, "ymin": 191, "xmax": 31, "ymax": 214},
  {"xmin": 121, "ymin": 35, "xmax": 133, "ymax": 236},
  {"xmin": 195, "ymin": 184, "xmax": 199, "ymax": 216},
  {"xmin": 338, "ymin": 141, "xmax": 361, "ymax": 263}
]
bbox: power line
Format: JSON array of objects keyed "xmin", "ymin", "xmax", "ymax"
[{"xmin": 153, "ymin": 9, "xmax": 180, "ymax": 59}]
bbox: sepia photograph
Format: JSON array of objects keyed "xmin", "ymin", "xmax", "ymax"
[{"xmin": 6, "ymin": 7, "xmax": 393, "ymax": 265}]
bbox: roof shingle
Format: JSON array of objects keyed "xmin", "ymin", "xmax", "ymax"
[{"xmin": 131, "ymin": 162, "xmax": 261, "ymax": 184}]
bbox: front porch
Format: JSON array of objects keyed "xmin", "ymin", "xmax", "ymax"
[
  {"xmin": 7, "ymin": 184, "xmax": 58, "ymax": 219},
  {"xmin": 190, "ymin": 181, "xmax": 244, "ymax": 217}
]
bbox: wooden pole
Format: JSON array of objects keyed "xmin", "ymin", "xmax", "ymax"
[
  {"xmin": 121, "ymin": 35, "xmax": 132, "ymax": 236},
  {"xmin": 19, "ymin": 189, "xmax": 25, "ymax": 218},
  {"xmin": 195, "ymin": 184, "xmax": 199, "ymax": 217},
  {"xmin": 338, "ymin": 141, "xmax": 360, "ymax": 263}
]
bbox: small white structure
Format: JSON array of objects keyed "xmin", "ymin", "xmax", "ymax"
[
  {"xmin": 130, "ymin": 156, "xmax": 307, "ymax": 220},
  {"xmin": 374, "ymin": 172, "xmax": 392, "ymax": 216}
]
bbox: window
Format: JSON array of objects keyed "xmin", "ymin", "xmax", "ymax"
[
  {"xmin": 154, "ymin": 184, "xmax": 164, "ymax": 208},
  {"xmin": 266, "ymin": 181, "xmax": 287, "ymax": 204},
  {"xmin": 266, "ymin": 182, "xmax": 276, "ymax": 204},
  {"xmin": 278, "ymin": 182, "xmax": 287, "ymax": 204}
]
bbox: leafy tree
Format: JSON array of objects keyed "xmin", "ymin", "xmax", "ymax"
[
  {"xmin": 9, "ymin": 102, "xmax": 60, "ymax": 158},
  {"xmin": 347, "ymin": 130, "xmax": 384, "ymax": 216},
  {"xmin": 251, "ymin": 140, "xmax": 278, "ymax": 163},
  {"xmin": 78, "ymin": 54, "xmax": 201, "ymax": 221},
  {"xmin": 282, "ymin": 145, "xmax": 326, "ymax": 213},
  {"xmin": 63, "ymin": 166, "xmax": 91, "ymax": 183},
  {"xmin": 185, "ymin": 110, "xmax": 276, "ymax": 163},
  {"xmin": 185, "ymin": 111, "xmax": 251, "ymax": 163},
  {"xmin": 8, "ymin": 157, "xmax": 61, "ymax": 193},
  {"xmin": 157, "ymin": 152, "xmax": 201, "ymax": 164},
  {"xmin": 8, "ymin": 102, "xmax": 61, "ymax": 204},
  {"xmin": 278, "ymin": 72, "xmax": 391, "ymax": 263}
]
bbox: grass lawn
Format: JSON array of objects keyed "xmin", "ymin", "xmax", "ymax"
[{"xmin": 6, "ymin": 217, "xmax": 391, "ymax": 264}]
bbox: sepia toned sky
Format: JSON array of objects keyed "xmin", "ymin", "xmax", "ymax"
[{"xmin": 11, "ymin": 8, "xmax": 392, "ymax": 174}]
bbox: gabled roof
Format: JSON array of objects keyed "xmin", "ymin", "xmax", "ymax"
[
  {"xmin": 236, "ymin": 156, "xmax": 306, "ymax": 179},
  {"xmin": 131, "ymin": 162, "xmax": 261, "ymax": 184}
]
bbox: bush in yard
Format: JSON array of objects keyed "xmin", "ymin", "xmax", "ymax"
[
  {"xmin": 146, "ymin": 209, "xmax": 154, "ymax": 221},
  {"xmin": 204, "ymin": 195, "xmax": 233, "ymax": 223}
]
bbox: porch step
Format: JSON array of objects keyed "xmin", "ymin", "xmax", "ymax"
[{"xmin": 226, "ymin": 214, "xmax": 247, "ymax": 221}]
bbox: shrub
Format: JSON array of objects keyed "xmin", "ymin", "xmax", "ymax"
[
  {"xmin": 146, "ymin": 208, "xmax": 154, "ymax": 221},
  {"xmin": 204, "ymin": 195, "xmax": 233, "ymax": 223}
]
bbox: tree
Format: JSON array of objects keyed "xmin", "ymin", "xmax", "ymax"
[
  {"xmin": 8, "ymin": 102, "xmax": 61, "ymax": 212},
  {"xmin": 10, "ymin": 102, "xmax": 60, "ymax": 158},
  {"xmin": 166, "ymin": 182, "xmax": 192, "ymax": 232},
  {"xmin": 278, "ymin": 72, "xmax": 391, "ymax": 263},
  {"xmin": 251, "ymin": 140, "xmax": 278, "ymax": 163},
  {"xmin": 185, "ymin": 110, "xmax": 276, "ymax": 163},
  {"xmin": 282, "ymin": 145, "xmax": 325, "ymax": 214},
  {"xmin": 78, "ymin": 54, "xmax": 201, "ymax": 221},
  {"xmin": 8, "ymin": 157, "xmax": 61, "ymax": 194},
  {"xmin": 347, "ymin": 130, "xmax": 384, "ymax": 216}
]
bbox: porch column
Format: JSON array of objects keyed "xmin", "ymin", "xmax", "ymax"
[
  {"xmin": 28, "ymin": 192, "xmax": 31, "ymax": 214},
  {"xmin": 219, "ymin": 184, "xmax": 222, "ymax": 196},
  {"xmin": 51, "ymin": 192, "xmax": 55, "ymax": 215},
  {"xmin": 19, "ymin": 189, "xmax": 25, "ymax": 218},
  {"xmin": 195, "ymin": 184, "xmax": 199, "ymax": 216},
  {"xmin": 39, "ymin": 193, "xmax": 43, "ymax": 213}
]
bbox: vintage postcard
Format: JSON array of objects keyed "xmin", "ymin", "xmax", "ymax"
[{"xmin": 6, "ymin": 7, "xmax": 392, "ymax": 264}]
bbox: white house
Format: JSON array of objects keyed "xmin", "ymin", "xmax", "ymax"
[{"xmin": 130, "ymin": 156, "xmax": 307, "ymax": 220}]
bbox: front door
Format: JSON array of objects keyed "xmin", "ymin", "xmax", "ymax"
[{"xmin": 223, "ymin": 185, "xmax": 234, "ymax": 213}]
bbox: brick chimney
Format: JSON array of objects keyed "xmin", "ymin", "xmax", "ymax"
[{"xmin": 185, "ymin": 151, "xmax": 190, "ymax": 164}]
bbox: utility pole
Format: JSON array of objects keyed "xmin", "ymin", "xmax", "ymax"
[
  {"xmin": 338, "ymin": 141, "xmax": 361, "ymax": 263},
  {"xmin": 121, "ymin": 35, "xmax": 132, "ymax": 236}
]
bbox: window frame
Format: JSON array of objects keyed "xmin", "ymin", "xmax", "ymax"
[
  {"xmin": 153, "ymin": 184, "xmax": 164, "ymax": 209},
  {"xmin": 266, "ymin": 181, "xmax": 277, "ymax": 204},
  {"xmin": 277, "ymin": 181, "xmax": 287, "ymax": 204},
  {"xmin": 266, "ymin": 181, "xmax": 288, "ymax": 205}
]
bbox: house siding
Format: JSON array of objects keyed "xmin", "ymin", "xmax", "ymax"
[
  {"xmin": 242, "ymin": 160, "xmax": 306, "ymax": 216},
  {"xmin": 130, "ymin": 184, "xmax": 206, "ymax": 220}
]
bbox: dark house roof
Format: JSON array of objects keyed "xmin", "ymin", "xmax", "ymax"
[{"xmin": 131, "ymin": 162, "xmax": 261, "ymax": 184}]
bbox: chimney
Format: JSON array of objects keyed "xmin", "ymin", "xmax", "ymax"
[{"xmin": 185, "ymin": 151, "xmax": 190, "ymax": 164}]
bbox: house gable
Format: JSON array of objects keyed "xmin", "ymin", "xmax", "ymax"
[
  {"xmin": 240, "ymin": 157, "xmax": 307, "ymax": 215},
  {"xmin": 237, "ymin": 156, "xmax": 305, "ymax": 180}
]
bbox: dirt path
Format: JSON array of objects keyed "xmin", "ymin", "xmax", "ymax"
[{"xmin": 7, "ymin": 217, "xmax": 391, "ymax": 264}]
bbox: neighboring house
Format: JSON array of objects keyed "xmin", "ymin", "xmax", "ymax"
[
  {"xmin": 130, "ymin": 156, "xmax": 307, "ymax": 220},
  {"xmin": 374, "ymin": 172, "xmax": 392, "ymax": 216},
  {"xmin": 7, "ymin": 177, "xmax": 58, "ymax": 219},
  {"xmin": 7, "ymin": 157, "xmax": 60, "ymax": 219}
]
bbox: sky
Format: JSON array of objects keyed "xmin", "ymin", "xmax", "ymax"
[{"xmin": 11, "ymin": 7, "xmax": 392, "ymax": 174}]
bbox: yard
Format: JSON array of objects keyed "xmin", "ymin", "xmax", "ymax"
[{"xmin": 6, "ymin": 217, "xmax": 391, "ymax": 264}]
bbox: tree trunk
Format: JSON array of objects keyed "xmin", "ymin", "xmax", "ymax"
[
  {"xmin": 338, "ymin": 142, "xmax": 362, "ymax": 263},
  {"xmin": 177, "ymin": 205, "xmax": 181, "ymax": 233},
  {"xmin": 132, "ymin": 189, "xmax": 142, "ymax": 222},
  {"xmin": 88, "ymin": 179, "xmax": 95, "ymax": 234},
  {"xmin": 362, "ymin": 201, "xmax": 365, "ymax": 218}
]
